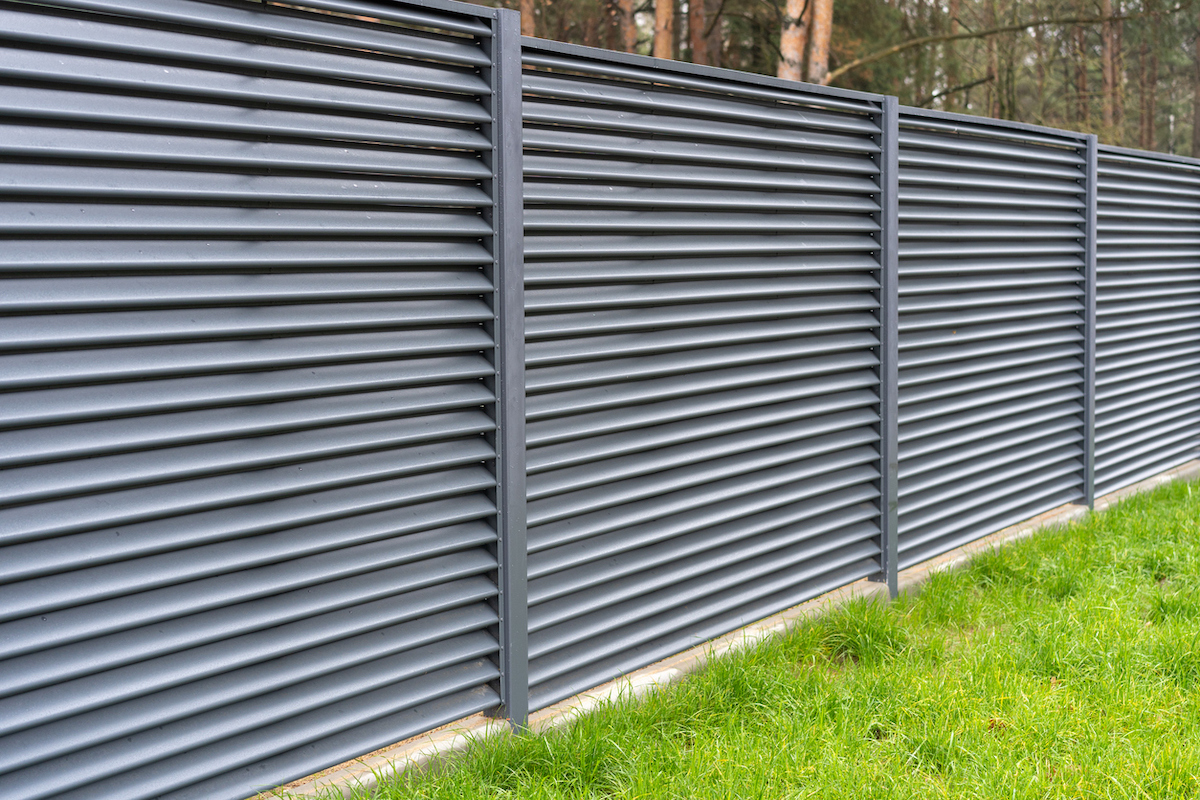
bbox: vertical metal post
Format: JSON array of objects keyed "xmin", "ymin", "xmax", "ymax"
[
  {"xmin": 1083, "ymin": 135, "xmax": 1098, "ymax": 509},
  {"xmin": 487, "ymin": 8, "xmax": 529, "ymax": 729},
  {"xmin": 874, "ymin": 95, "xmax": 900, "ymax": 597}
]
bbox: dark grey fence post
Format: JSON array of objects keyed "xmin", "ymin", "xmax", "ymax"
[
  {"xmin": 877, "ymin": 95, "xmax": 900, "ymax": 597},
  {"xmin": 1083, "ymin": 134, "xmax": 1098, "ymax": 509},
  {"xmin": 489, "ymin": 8, "xmax": 529, "ymax": 729}
]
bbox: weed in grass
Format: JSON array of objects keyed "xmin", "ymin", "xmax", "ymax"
[{"xmin": 322, "ymin": 478, "xmax": 1200, "ymax": 800}]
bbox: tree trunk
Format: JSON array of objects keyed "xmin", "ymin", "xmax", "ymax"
[
  {"xmin": 1114, "ymin": 11, "xmax": 1124, "ymax": 138},
  {"xmin": 1074, "ymin": 26, "xmax": 1087, "ymax": 125},
  {"xmin": 945, "ymin": 0, "xmax": 960, "ymax": 111},
  {"xmin": 654, "ymin": 0, "xmax": 675, "ymax": 58},
  {"xmin": 705, "ymin": 0, "xmax": 723, "ymax": 67},
  {"xmin": 778, "ymin": 0, "xmax": 809, "ymax": 80},
  {"xmin": 1193, "ymin": 25, "xmax": 1200, "ymax": 157},
  {"xmin": 619, "ymin": 0, "xmax": 637, "ymax": 51},
  {"xmin": 1145, "ymin": 6, "xmax": 1158, "ymax": 149},
  {"xmin": 807, "ymin": 0, "xmax": 834, "ymax": 83},
  {"xmin": 520, "ymin": 0, "xmax": 535, "ymax": 36},
  {"xmin": 689, "ymin": 0, "xmax": 708, "ymax": 63},
  {"xmin": 1101, "ymin": 0, "xmax": 1115, "ymax": 129},
  {"xmin": 985, "ymin": 0, "xmax": 999, "ymax": 116}
]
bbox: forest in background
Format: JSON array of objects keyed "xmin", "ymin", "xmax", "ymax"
[{"xmin": 476, "ymin": 0, "xmax": 1200, "ymax": 155}]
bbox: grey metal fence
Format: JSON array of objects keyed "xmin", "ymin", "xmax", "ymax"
[
  {"xmin": 2, "ymin": 2, "xmax": 1199, "ymax": 797},
  {"xmin": 895, "ymin": 109, "xmax": 1093, "ymax": 568},
  {"xmin": 1094, "ymin": 146, "xmax": 1200, "ymax": 497},
  {"xmin": 0, "ymin": 0, "xmax": 522, "ymax": 798},
  {"xmin": 519, "ymin": 40, "xmax": 896, "ymax": 711}
]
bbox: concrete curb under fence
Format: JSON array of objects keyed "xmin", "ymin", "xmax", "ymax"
[{"xmin": 0, "ymin": 0, "xmax": 1196, "ymax": 798}]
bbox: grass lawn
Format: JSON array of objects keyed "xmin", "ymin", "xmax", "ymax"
[{"xmin": 353, "ymin": 478, "xmax": 1200, "ymax": 799}]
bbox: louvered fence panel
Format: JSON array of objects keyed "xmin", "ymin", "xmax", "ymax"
[
  {"xmin": 522, "ymin": 42, "xmax": 889, "ymax": 711},
  {"xmin": 1095, "ymin": 146, "xmax": 1200, "ymax": 496},
  {"xmin": 897, "ymin": 110, "xmax": 1089, "ymax": 568},
  {"xmin": 0, "ymin": 1, "xmax": 518, "ymax": 799}
]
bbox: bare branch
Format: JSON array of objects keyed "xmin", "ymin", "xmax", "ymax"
[{"xmin": 826, "ymin": 12, "xmax": 1144, "ymax": 84}]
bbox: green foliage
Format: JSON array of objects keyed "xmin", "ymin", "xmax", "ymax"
[{"xmin": 306, "ymin": 477, "xmax": 1200, "ymax": 800}]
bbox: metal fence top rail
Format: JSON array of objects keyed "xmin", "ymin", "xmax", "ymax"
[
  {"xmin": 1098, "ymin": 143, "xmax": 1200, "ymax": 170},
  {"xmin": 521, "ymin": 36, "xmax": 886, "ymax": 113},
  {"xmin": 899, "ymin": 104, "xmax": 1092, "ymax": 146}
]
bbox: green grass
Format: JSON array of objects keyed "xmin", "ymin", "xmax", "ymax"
[{"xmin": 350, "ymin": 478, "xmax": 1200, "ymax": 799}]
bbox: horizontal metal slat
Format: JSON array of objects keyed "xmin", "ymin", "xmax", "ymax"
[
  {"xmin": 0, "ymin": 604, "xmax": 496, "ymax": 767},
  {"xmin": 529, "ymin": 521, "xmax": 879, "ymax": 656},
  {"xmin": 525, "ymin": 210, "xmax": 878, "ymax": 235},
  {"xmin": 898, "ymin": 486, "xmax": 1082, "ymax": 569},
  {"xmin": 527, "ymin": 332, "xmax": 879, "ymax": 394},
  {"xmin": 898, "ymin": 128, "xmax": 1085, "ymax": 165},
  {"xmin": 0, "ymin": 85, "xmax": 490, "ymax": 152},
  {"xmin": 529, "ymin": 488, "xmax": 878, "ymax": 605},
  {"xmin": 525, "ymin": 183, "xmax": 880, "ymax": 213},
  {"xmin": 528, "ymin": 446, "xmax": 879, "ymax": 552},
  {"xmin": 525, "ymin": 275, "xmax": 878, "ymax": 312},
  {"xmin": 900, "ymin": 445, "xmax": 1082, "ymax": 528},
  {"xmin": 527, "ymin": 369, "xmax": 878, "ymax": 447},
  {"xmin": 527, "ymin": 389, "xmax": 878, "ymax": 475},
  {"xmin": 48, "ymin": 663, "xmax": 500, "ymax": 800},
  {"xmin": 527, "ymin": 294, "xmax": 878, "ymax": 340},
  {"xmin": 0, "ymin": 409, "xmax": 493, "ymax": 507},
  {"xmin": 528, "ymin": 428, "xmax": 878, "ymax": 527},
  {"xmin": 527, "ymin": 312, "xmax": 878, "ymax": 366},
  {"xmin": 528, "ymin": 539, "xmax": 879, "ymax": 687},
  {"xmin": 526, "ymin": 560, "xmax": 875, "ymax": 712},
  {"xmin": 899, "ymin": 470, "xmax": 1082, "ymax": 553},
  {"xmin": 2, "ymin": 123, "xmax": 491, "ymax": 178},
  {"xmin": 0, "ymin": 165, "xmax": 491, "ymax": 207},
  {"xmin": 0, "ymin": 510, "xmax": 495, "ymax": 623},
  {"xmin": 528, "ymin": 352, "xmax": 878, "ymax": 421},
  {"xmin": 0, "ymin": 204, "xmax": 490, "ymax": 238},
  {"xmin": 0, "ymin": 48, "xmax": 491, "ymax": 125},
  {"xmin": 524, "ymin": 129, "xmax": 878, "ymax": 174},
  {"xmin": 0, "ymin": 239, "xmax": 494, "ymax": 275},
  {"xmin": 521, "ymin": 72, "xmax": 881, "ymax": 135},
  {"xmin": 0, "ymin": 540, "xmax": 497, "ymax": 663},
  {"xmin": 524, "ymin": 254, "xmax": 879, "ymax": 285},
  {"xmin": 900, "ymin": 425, "xmax": 1083, "ymax": 497},
  {"xmin": 0, "ymin": 354, "xmax": 494, "ymax": 427},
  {"xmin": 0, "ymin": 438, "xmax": 495, "ymax": 547},
  {"xmin": 0, "ymin": 466, "xmax": 496, "ymax": 580},
  {"xmin": 521, "ymin": 100, "xmax": 877, "ymax": 154},
  {"xmin": 528, "ymin": 471, "xmax": 878, "ymax": 583},
  {"xmin": 529, "ymin": 408, "xmax": 878, "ymax": 501},
  {"xmin": 0, "ymin": 575, "xmax": 495, "ymax": 703},
  {"xmin": 523, "ymin": 154, "xmax": 880, "ymax": 193},
  {"xmin": 0, "ymin": 8, "xmax": 489, "ymax": 96},
  {"xmin": 36, "ymin": 0, "xmax": 494, "ymax": 49},
  {"xmin": 0, "ymin": 271, "xmax": 493, "ymax": 313}
]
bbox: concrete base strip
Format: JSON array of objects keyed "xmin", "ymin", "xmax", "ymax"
[{"xmin": 273, "ymin": 458, "xmax": 1200, "ymax": 799}]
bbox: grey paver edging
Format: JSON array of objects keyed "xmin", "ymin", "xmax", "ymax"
[{"xmin": 271, "ymin": 458, "xmax": 1200, "ymax": 800}]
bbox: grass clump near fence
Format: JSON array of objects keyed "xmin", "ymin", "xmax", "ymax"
[{"xmin": 353, "ymin": 479, "xmax": 1200, "ymax": 799}]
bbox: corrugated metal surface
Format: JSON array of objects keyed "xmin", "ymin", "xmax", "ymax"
[
  {"xmin": 0, "ymin": 1, "xmax": 512, "ymax": 798},
  {"xmin": 896, "ymin": 109, "xmax": 1089, "ymax": 568},
  {"xmin": 521, "ymin": 41, "xmax": 888, "ymax": 711},
  {"xmin": 1094, "ymin": 146, "xmax": 1200, "ymax": 496}
]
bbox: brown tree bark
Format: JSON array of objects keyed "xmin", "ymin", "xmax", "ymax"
[
  {"xmin": 618, "ymin": 0, "xmax": 637, "ymax": 51},
  {"xmin": 1193, "ymin": 26, "xmax": 1200, "ymax": 157},
  {"xmin": 1101, "ymin": 0, "xmax": 1115, "ymax": 129},
  {"xmin": 520, "ymin": 0, "xmax": 535, "ymax": 36},
  {"xmin": 689, "ymin": 0, "xmax": 709, "ymax": 63},
  {"xmin": 704, "ymin": 0, "xmax": 723, "ymax": 67},
  {"xmin": 1145, "ymin": 5, "xmax": 1158, "ymax": 149},
  {"xmin": 778, "ymin": 0, "xmax": 810, "ymax": 80},
  {"xmin": 654, "ymin": 0, "xmax": 675, "ymax": 58},
  {"xmin": 986, "ymin": 0, "xmax": 999, "ymax": 117},
  {"xmin": 807, "ymin": 0, "xmax": 834, "ymax": 83},
  {"xmin": 945, "ymin": 0, "xmax": 960, "ymax": 111},
  {"xmin": 1074, "ymin": 26, "xmax": 1088, "ymax": 125}
]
